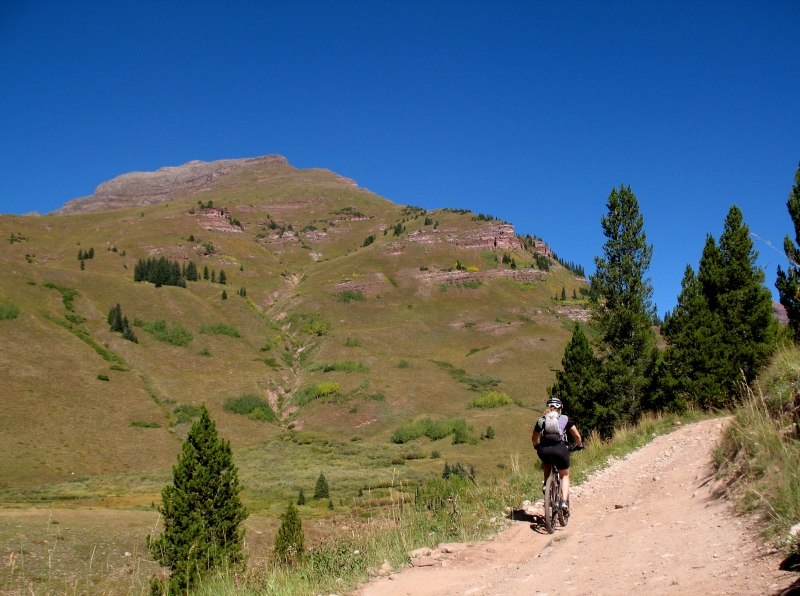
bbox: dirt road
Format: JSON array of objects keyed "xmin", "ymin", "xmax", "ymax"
[{"xmin": 359, "ymin": 418, "xmax": 798, "ymax": 596}]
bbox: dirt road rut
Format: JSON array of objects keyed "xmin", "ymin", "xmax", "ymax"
[{"xmin": 359, "ymin": 418, "xmax": 797, "ymax": 596}]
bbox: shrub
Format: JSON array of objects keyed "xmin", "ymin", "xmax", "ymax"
[
  {"xmin": 109, "ymin": 364, "xmax": 127, "ymax": 371},
  {"xmin": 481, "ymin": 426, "xmax": 495, "ymax": 440},
  {"xmin": 0, "ymin": 304, "xmax": 19, "ymax": 320},
  {"xmin": 199, "ymin": 347, "xmax": 212, "ymax": 356},
  {"xmin": 43, "ymin": 282, "xmax": 78, "ymax": 311},
  {"xmin": 362, "ymin": 235, "xmax": 375, "ymax": 247},
  {"xmin": 173, "ymin": 404, "xmax": 203, "ymax": 424},
  {"xmin": 64, "ymin": 314, "xmax": 85, "ymax": 324},
  {"xmin": 343, "ymin": 337, "xmax": 361, "ymax": 347},
  {"xmin": 293, "ymin": 382, "xmax": 340, "ymax": 406},
  {"xmin": 390, "ymin": 418, "xmax": 475, "ymax": 444},
  {"xmin": 97, "ymin": 374, "xmax": 110, "ymax": 381},
  {"xmin": 223, "ymin": 394, "xmax": 276, "ymax": 422},
  {"xmin": 469, "ymin": 390, "xmax": 516, "ymax": 409},
  {"xmin": 131, "ymin": 421, "xmax": 160, "ymax": 428},
  {"xmin": 199, "ymin": 323, "xmax": 242, "ymax": 337},
  {"xmin": 431, "ymin": 450, "xmax": 441, "ymax": 459},
  {"xmin": 398, "ymin": 359, "xmax": 410, "ymax": 369},
  {"xmin": 138, "ymin": 319, "xmax": 193, "ymax": 347},
  {"xmin": 338, "ymin": 289, "xmax": 366, "ymax": 303}
]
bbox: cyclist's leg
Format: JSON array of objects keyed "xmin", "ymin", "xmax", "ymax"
[
  {"xmin": 559, "ymin": 468, "xmax": 570, "ymax": 501},
  {"xmin": 542, "ymin": 461, "xmax": 552, "ymax": 488}
]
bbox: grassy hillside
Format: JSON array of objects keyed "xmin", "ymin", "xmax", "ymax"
[{"xmin": 0, "ymin": 158, "xmax": 589, "ymax": 507}]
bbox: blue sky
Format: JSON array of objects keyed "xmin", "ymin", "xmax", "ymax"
[{"xmin": 1, "ymin": 1, "xmax": 799, "ymax": 314}]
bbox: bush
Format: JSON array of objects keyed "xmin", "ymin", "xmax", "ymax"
[
  {"xmin": 223, "ymin": 394, "xmax": 276, "ymax": 422},
  {"xmin": 137, "ymin": 318, "xmax": 193, "ymax": 347},
  {"xmin": 0, "ymin": 304, "xmax": 19, "ymax": 320},
  {"xmin": 199, "ymin": 323, "xmax": 242, "ymax": 337},
  {"xmin": 390, "ymin": 418, "xmax": 476, "ymax": 444},
  {"xmin": 362, "ymin": 235, "xmax": 375, "ymax": 247},
  {"xmin": 469, "ymin": 390, "xmax": 516, "ymax": 409},
  {"xmin": 294, "ymin": 382, "xmax": 341, "ymax": 406},
  {"xmin": 131, "ymin": 421, "xmax": 160, "ymax": 428},
  {"xmin": 198, "ymin": 347, "xmax": 212, "ymax": 356},
  {"xmin": 97, "ymin": 374, "xmax": 109, "ymax": 381},
  {"xmin": 338, "ymin": 289, "xmax": 366, "ymax": 303},
  {"xmin": 430, "ymin": 450, "xmax": 441, "ymax": 459},
  {"xmin": 398, "ymin": 359, "xmax": 410, "ymax": 368},
  {"xmin": 343, "ymin": 337, "xmax": 361, "ymax": 347},
  {"xmin": 173, "ymin": 404, "xmax": 203, "ymax": 424}
]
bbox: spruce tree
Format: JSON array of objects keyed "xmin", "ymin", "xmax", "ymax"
[
  {"xmin": 297, "ymin": 488, "xmax": 305, "ymax": 506},
  {"xmin": 78, "ymin": 249, "xmax": 84, "ymax": 260},
  {"xmin": 219, "ymin": 269, "xmax": 227, "ymax": 285},
  {"xmin": 221, "ymin": 290, "xmax": 227, "ymax": 300},
  {"xmin": 121, "ymin": 317, "xmax": 138, "ymax": 343},
  {"xmin": 327, "ymin": 498, "xmax": 334, "ymax": 510},
  {"xmin": 714, "ymin": 206, "xmax": 776, "ymax": 382},
  {"xmin": 186, "ymin": 261, "xmax": 198, "ymax": 282},
  {"xmin": 273, "ymin": 502, "xmax": 304, "ymax": 564},
  {"xmin": 442, "ymin": 462, "xmax": 451, "ymax": 480},
  {"xmin": 547, "ymin": 324, "xmax": 603, "ymax": 432},
  {"xmin": 590, "ymin": 185, "xmax": 656, "ymax": 433},
  {"xmin": 561, "ymin": 286, "xmax": 566, "ymax": 300},
  {"xmin": 108, "ymin": 304, "xmax": 123, "ymax": 332},
  {"xmin": 147, "ymin": 406, "xmax": 247, "ymax": 594},
  {"xmin": 776, "ymin": 161, "xmax": 800, "ymax": 341},
  {"xmin": 80, "ymin": 260, "xmax": 84, "ymax": 270},
  {"xmin": 87, "ymin": 247, "xmax": 94, "ymax": 259},
  {"xmin": 211, "ymin": 270, "xmax": 216, "ymax": 283},
  {"xmin": 204, "ymin": 265, "xmax": 209, "ymax": 280},
  {"xmin": 313, "ymin": 472, "xmax": 329, "ymax": 499},
  {"xmin": 657, "ymin": 265, "xmax": 730, "ymax": 410}
]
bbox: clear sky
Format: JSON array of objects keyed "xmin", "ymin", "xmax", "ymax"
[{"xmin": 1, "ymin": 1, "xmax": 799, "ymax": 314}]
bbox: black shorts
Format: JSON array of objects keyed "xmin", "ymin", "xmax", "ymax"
[{"xmin": 537, "ymin": 442, "xmax": 570, "ymax": 470}]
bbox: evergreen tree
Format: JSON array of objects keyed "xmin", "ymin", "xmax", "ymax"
[
  {"xmin": 211, "ymin": 270, "xmax": 216, "ymax": 283},
  {"xmin": 108, "ymin": 303, "xmax": 122, "ymax": 332},
  {"xmin": 87, "ymin": 247, "xmax": 94, "ymax": 259},
  {"xmin": 548, "ymin": 324, "xmax": 604, "ymax": 432},
  {"xmin": 713, "ymin": 206, "xmax": 776, "ymax": 382},
  {"xmin": 78, "ymin": 249, "xmax": 84, "ymax": 260},
  {"xmin": 121, "ymin": 317, "xmax": 138, "ymax": 343},
  {"xmin": 561, "ymin": 286, "xmax": 566, "ymax": 300},
  {"xmin": 147, "ymin": 406, "xmax": 248, "ymax": 594},
  {"xmin": 776, "ymin": 162, "xmax": 800, "ymax": 341},
  {"xmin": 297, "ymin": 488, "xmax": 305, "ymax": 506},
  {"xmin": 273, "ymin": 502, "xmax": 304, "ymax": 564},
  {"xmin": 590, "ymin": 185, "xmax": 656, "ymax": 433},
  {"xmin": 656, "ymin": 265, "xmax": 730, "ymax": 410},
  {"xmin": 219, "ymin": 269, "xmax": 227, "ymax": 285},
  {"xmin": 186, "ymin": 261, "xmax": 198, "ymax": 282},
  {"xmin": 313, "ymin": 472, "xmax": 329, "ymax": 499},
  {"xmin": 204, "ymin": 265, "xmax": 209, "ymax": 280},
  {"xmin": 221, "ymin": 290, "xmax": 227, "ymax": 300},
  {"xmin": 327, "ymin": 498, "xmax": 334, "ymax": 510},
  {"xmin": 572, "ymin": 288, "xmax": 577, "ymax": 300},
  {"xmin": 442, "ymin": 462, "xmax": 451, "ymax": 480},
  {"xmin": 80, "ymin": 260, "xmax": 84, "ymax": 270}
]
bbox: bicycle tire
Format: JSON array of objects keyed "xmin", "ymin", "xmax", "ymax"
[{"xmin": 543, "ymin": 475, "xmax": 558, "ymax": 534}]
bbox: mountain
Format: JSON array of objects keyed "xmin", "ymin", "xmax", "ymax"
[{"xmin": 0, "ymin": 155, "xmax": 588, "ymax": 507}]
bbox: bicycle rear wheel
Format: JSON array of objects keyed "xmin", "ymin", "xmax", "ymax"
[
  {"xmin": 557, "ymin": 478, "xmax": 568, "ymax": 527},
  {"xmin": 543, "ymin": 476, "xmax": 558, "ymax": 534}
]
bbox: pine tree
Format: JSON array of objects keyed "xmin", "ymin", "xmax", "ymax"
[
  {"xmin": 147, "ymin": 406, "xmax": 247, "ymax": 594},
  {"xmin": 211, "ymin": 270, "xmax": 216, "ymax": 283},
  {"xmin": 80, "ymin": 260, "xmax": 84, "ymax": 270},
  {"xmin": 219, "ymin": 269, "xmax": 227, "ymax": 285},
  {"xmin": 186, "ymin": 261, "xmax": 198, "ymax": 282},
  {"xmin": 204, "ymin": 265, "xmax": 209, "ymax": 280},
  {"xmin": 87, "ymin": 247, "xmax": 94, "ymax": 259},
  {"xmin": 656, "ymin": 265, "xmax": 730, "ymax": 410},
  {"xmin": 442, "ymin": 462, "xmax": 451, "ymax": 480},
  {"xmin": 590, "ymin": 185, "xmax": 656, "ymax": 432},
  {"xmin": 108, "ymin": 303, "xmax": 122, "ymax": 331},
  {"xmin": 714, "ymin": 206, "xmax": 776, "ymax": 382},
  {"xmin": 221, "ymin": 290, "xmax": 227, "ymax": 300},
  {"xmin": 313, "ymin": 472, "xmax": 329, "ymax": 499},
  {"xmin": 561, "ymin": 286, "xmax": 566, "ymax": 300},
  {"xmin": 776, "ymin": 162, "xmax": 800, "ymax": 341},
  {"xmin": 121, "ymin": 317, "xmax": 138, "ymax": 343},
  {"xmin": 327, "ymin": 498, "xmax": 334, "ymax": 510},
  {"xmin": 78, "ymin": 249, "xmax": 84, "ymax": 260},
  {"xmin": 572, "ymin": 288, "xmax": 577, "ymax": 300},
  {"xmin": 548, "ymin": 324, "xmax": 604, "ymax": 431},
  {"xmin": 297, "ymin": 488, "xmax": 305, "ymax": 506},
  {"xmin": 273, "ymin": 502, "xmax": 304, "ymax": 564}
]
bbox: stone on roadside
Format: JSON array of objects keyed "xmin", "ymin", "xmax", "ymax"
[
  {"xmin": 409, "ymin": 547, "xmax": 431, "ymax": 558},
  {"xmin": 438, "ymin": 542, "xmax": 463, "ymax": 553},
  {"xmin": 379, "ymin": 560, "xmax": 393, "ymax": 576},
  {"xmin": 411, "ymin": 557, "xmax": 436, "ymax": 567}
]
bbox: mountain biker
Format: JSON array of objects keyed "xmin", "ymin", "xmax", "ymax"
[{"xmin": 531, "ymin": 397, "xmax": 583, "ymax": 515}]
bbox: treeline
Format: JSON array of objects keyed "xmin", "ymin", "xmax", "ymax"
[
  {"xmin": 133, "ymin": 257, "xmax": 229, "ymax": 288},
  {"xmin": 549, "ymin": 182, "xmax": 782, "ymax": 438}
]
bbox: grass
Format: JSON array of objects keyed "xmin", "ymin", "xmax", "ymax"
[
  {"xmin": 293, "ymin": 382, "xmax": 341, "ymax": 406},
  {"xmin": 135, "ymin": 318, "xmax": 193, "ymax": 347},
  {"xmin": 131, "ymin": 421, "xmax": 160, "ymax": 428},
  {"xmin": 338, "ymin": 289, "xmax": 366, "ymax": 303},
  {"xmin": 199, "ymin": 323, "xmax": 242, "ymax": 338},
  {"xmin": 308, "ymin": 361, "xmax": 369, "ymax": 373},
  {"xmin": 0, "ymin": 303, "xmax": 19, "ymax": 320},
  {"xmin": 715, "ymin": 345, "xmax": 800, "ymax": 554},
  {"xmin": 390, "ymin": 418, "xmax": 476, "ymax": 444}
]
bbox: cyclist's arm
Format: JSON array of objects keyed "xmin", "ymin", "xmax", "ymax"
[
  {"xmin": 531, "ymin": 430, "xmax": 540, "ymax": 446},
  {"xmin": 569, "ymin": 426, "xmax": 583, "ymax": 448}
]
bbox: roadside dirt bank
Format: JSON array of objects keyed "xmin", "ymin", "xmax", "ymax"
[{"xmin": 358, "ymin": 418, "xmax": 799, "ymax": 596}]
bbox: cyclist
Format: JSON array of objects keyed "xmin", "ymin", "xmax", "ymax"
[{"xmin": 531, "ymin": 397, "xmax": 583, "ymax": 514}]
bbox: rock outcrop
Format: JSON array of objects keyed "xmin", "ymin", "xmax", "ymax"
[{"xmin": 51, "ymin": 155, "xmax": 291, "ymax": 215}]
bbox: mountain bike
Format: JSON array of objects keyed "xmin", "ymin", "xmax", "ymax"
[{"xmin": 542, "ymin": 444, "xmax": 583, "ymax": 534}]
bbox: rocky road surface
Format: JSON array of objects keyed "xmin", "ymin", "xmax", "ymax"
[{"xmin": 358, "ymin": 418, "xmax": 798, "ymax": 596}]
